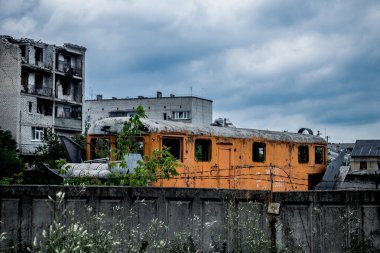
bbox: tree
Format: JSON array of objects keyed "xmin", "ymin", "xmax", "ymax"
[
  {"xmin": 0, "ymin": 128, "xmax": 23, "ymax": 181},
  {"xmin": 113, "ymin": 105, "xmax": 147, "ymax": 167},
  {"xmin": 34, "ymin": 128, "xmax": 66, "ymax": 168}
]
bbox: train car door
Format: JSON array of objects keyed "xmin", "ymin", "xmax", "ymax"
[{"xmin": 217, "ymin": 144, "xmax": 233, "ymax": 189}]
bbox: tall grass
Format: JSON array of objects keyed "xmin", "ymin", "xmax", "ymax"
[{"xmin": 24, "ymin": 192, "xmax": 270, "ymax": 253}]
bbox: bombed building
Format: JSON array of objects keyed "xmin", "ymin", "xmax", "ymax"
[{"xmin": 0, "ymin": 35, "xmax": 86, "ymax": 158}]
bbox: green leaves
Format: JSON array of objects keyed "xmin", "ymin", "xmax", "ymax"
[
  {"xmin": 0, "ymin": 128, "xmax": 23, "ymax": 182},
  {"xmin": 114, "ymin": 105, "xmax": 147, "ymax": 161},
  {"xmin": 34, "ymin": 128, "xmax": 66, "ymax": 168},
  {"xmin": 129, "ymin": 147, "xmax": 180, "ymax": 187}
]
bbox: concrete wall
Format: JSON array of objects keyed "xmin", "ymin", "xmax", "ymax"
[
  {"xmin": 0, "ymin": 39, "xmax": 21, "ymax": 144},
  {"xmin": 1, "ymin": 186, "xmax": 379, "ymax": 252}
]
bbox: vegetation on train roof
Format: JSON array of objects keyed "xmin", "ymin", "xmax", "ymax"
[{"xmin": 89, "ymin": 117, "xmax": 326, "ymax": 144}]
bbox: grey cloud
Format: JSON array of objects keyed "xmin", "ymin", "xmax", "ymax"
[{"xmin": 1, "ymin": 0, "xmax": 380, "ymax": 141}]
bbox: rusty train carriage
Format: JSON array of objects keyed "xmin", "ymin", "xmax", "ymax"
[{"xmin": 87, "ymin": 117, "xmax": 327, "ymax": 191}]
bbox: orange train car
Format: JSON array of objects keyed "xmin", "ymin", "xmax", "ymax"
[{"xmin": 86, "ymin": 117, "xmax": 327, "ymax": 191}]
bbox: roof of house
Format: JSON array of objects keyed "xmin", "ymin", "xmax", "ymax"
[
  {"xmin": 88, "ymin": 117, "xmax": 327, "ymax": 144},
  {"xmin": 351, "ymin": 140, "xmax": 380, "ymax": 157}
]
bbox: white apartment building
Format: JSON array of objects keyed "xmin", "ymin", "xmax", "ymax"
[{"xmin": 84, "ymin": 92, "xmax": 213, "ymax": 132}]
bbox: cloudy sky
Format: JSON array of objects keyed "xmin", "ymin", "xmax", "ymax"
[{"xmin": 1, "ymin": 0, "xmax": 379, "ymax": 142}]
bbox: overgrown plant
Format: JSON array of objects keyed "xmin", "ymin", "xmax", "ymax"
[
  {"xmin": 0, "ymin": 128, "xmax": 23, "ymax": 183},
  {"xmin": 340, "ymin": 206, "xmax": 375, "ymax": 252},
  {"xmin": 29, "ymin": 191, "xmax": 119, "ymax": 253},
  {"xmin": 34, "ymin": 128, "xmax": 65, "ymax": 168},
  {"xmin": 129, "ymin": 147, "xmax": 180, "ymax": 186},
  {"xmin": 113, "ymin": 105, "xmax": 146, "ymax": 164},
  {"xmin": 25, "ymin": 193, "xmax": 274, "ymax": 252},
  {"xmin": 228, "ymin": 201, "xmax": 272, "ymax": 253},
  {"xmin": 107, "ymin": 105, "xmax": 179, "ymax": 186}
]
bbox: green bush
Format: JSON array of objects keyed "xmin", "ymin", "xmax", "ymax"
[
  {"xmin": 34, "ymin": 128, "xmax": 65, "ymax": 168},
  {"xmin": 0, "ymin": 128, "xmax": 23, "ymax": 182}
]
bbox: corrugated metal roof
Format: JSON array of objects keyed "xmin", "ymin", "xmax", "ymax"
[
  {"xmin": 351, "ymin": 140, "xmax": 380, "ymax": 157},
  {"xmin": 88, "ymin": 117, "xmax": 326, "ymax": 144}
]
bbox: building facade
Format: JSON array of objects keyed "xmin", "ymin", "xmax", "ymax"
[
  {"xmin": 350, "ymin": 140, "xmax": 380, "ymax": 171},
  {"xmin": 84, "ymin": 92, "xmax": 212, "ymax": 131},
  {"xmin": 0, "ymin": 35, "xmax": 86, "ymax": 157}
]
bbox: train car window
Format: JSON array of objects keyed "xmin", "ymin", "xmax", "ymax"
[
  {"xmin": 252, "ymin": 142, "xmax": 266, "ymax": 162},
  {"xmin": 195, "ymin": 139, "xmax": 212, "ymax": 161},
  {"xmin": 315, "ymin": 146, "xmax": 325, "ymax": 164},
  {"xmin": 298, "ymin": 146, "xmax": 309, "ymax": 163},
  {"xmin": 91, "ymin": 138, "xmax": 110, "ymax": 159},
  {"xmin": 162, "ymin": 137, "xmax": 182, "ymax": 161}
]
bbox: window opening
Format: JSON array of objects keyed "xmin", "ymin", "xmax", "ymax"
[
  {"xmin": 61, "ymin": 78, "xmax": 70, "ymax": 95},
  {"xmin": 298, "ymin": 146, "xmax": 309, "ymax": 163},
  {"xmin": 195, "ymin": 139, "xmax": 212, "ymax": 161},
  {"xmin": 35, "ymin": 73, "xmax": 43, "ymax": 90},
  {"xmin": 32, "ymin": 127, "xmax": 44, "ymax": 141},
  {"xmin": 20, "ymin": 45, "xmax": 26, "ymax": 58},
  {"xmin": 21, "ymin": 72, "xmax": 29, "ymax": 92},
  {"xmin": 35, "ymin": 47, "xmax": 43, "ymax": 63},
  {"xmin": 28, "ymin": 102, "xmax": 33, "ymax": 113},
  {"xmin": 252, "ymin": 142, "xmax": 266, "ymax": 162},
  {"xmin": 163, "ymin": 113, "xmax": 167, "ymax": 120},
  {"xmin": 64, "ymin": 108, "xmax": 71, "ymax": 118},
  {"xmin": 90, "ymin": 138, "xmax": 110, "ymax": 160},
  {"xmin": 37, "ymin": 99, "xmax": 52, "ymax": 116},
  {"xmin": 172, "ymin": 111, "xmax": 190, "ymax": 120},
  {"xmin": 360, "ymin": 161, "xmax": 367, "ymax": 170},
  {"xmin": 162, "ymin": 137, "xmax": 182, "ymax": 161},
  {"xmin": 315, "ymin": 146, "xmax": 325, "ymax": 164}
]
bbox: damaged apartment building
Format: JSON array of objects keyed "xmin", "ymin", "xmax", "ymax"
[
  {"xmin": 84, "ymin": 92, "xmax": 213, "ymax": 132},
  {"xmin": 0, "ymin": 35, "xmax": 86, "ymax": 158}
]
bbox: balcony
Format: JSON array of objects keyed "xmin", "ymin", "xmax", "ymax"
[
  {"xmin": 54, "ymin": 117, "xmax": 82, "ymax": 131},
  {"xmin": 27, "ymin": 85, "xmax": 53, "ymax": 97},
  {"xmin": 56, "ymin": 64, "xmax": 82, "ymax": 78}
]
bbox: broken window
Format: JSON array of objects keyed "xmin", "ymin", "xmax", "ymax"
[
  {"xmin": 71, "ymin": 107, "xmax": 82, "ymax": 119},
  {"xmin": 195, "ymin": 139, "xmax": 212, "ymax": 161},
  {"xmin": 91, "ymin": 138, "xmax": 110, "ymax": 159},
  {"xmin": 315, "ymin": 146, "xmax": 325, "ymax": 164},
  {"xmin": 298, "ymin": 146, "xmax": 309, "ymax": 164},
  {"xmin": 35, "ymin": 73, "xmax": 43, "ymax": 89},
  {"xmin": 21, "ymin": 72, "xmax": 29, "ymax": 92},
  {"xmin": 37, "ymin": 98, "xmax": 53, "ymax": 116},
  {"xmin": 360, "ymin": 161, "xmax": 367, "ymax": 170},
  {"xmin": 35, "ymin": 47, "xmax": 43, "ymax": 63},
  {"xmin": 20, "ymin": 45, "xmax": 26, "ymax": 58},
  {"xmin": 61, "ymin": 79, "xmax": 70, "ymax": 95},
  {"xmin": 162, "ymin": 137, "xmax": 182, "ymax": 161},
  {"xmin": 252, "ymin": 142, "xmax": 266, "ymax": 162},
  {"xmin": 64, "ymin": 55, "xmax": 71, "ymax": 72},
  {"xmin": 172, "ymin": 111, "xmax": 190, "ymax": 120},
  {"xmin": 32, "ymin": 127, "xmax": 44, "ymax": 141}
]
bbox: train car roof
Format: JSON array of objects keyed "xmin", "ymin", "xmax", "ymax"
[{"xmin": 88, "ymin": 117, "xmax": 327, "ymax": 144}]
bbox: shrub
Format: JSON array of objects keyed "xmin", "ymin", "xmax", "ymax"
[{"xmin": 0, "ymin": 128, "xmax": 23, "ymax": 182}]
